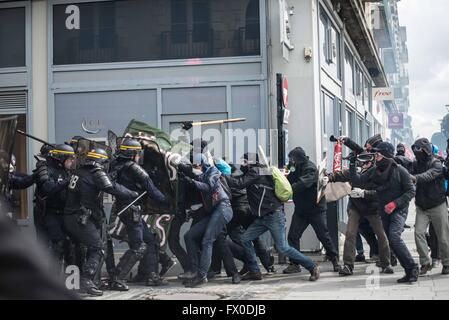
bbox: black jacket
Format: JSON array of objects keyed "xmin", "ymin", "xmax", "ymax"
[
  {"xmin": 226, "ymin": 166, "xmax": 282, "ymax": 217},
  {"xmin": 411, "ymin": 157, "xmax": 446, "ymax": 210},
  {"xmin": 350, "ymin": 161, "xmax": 415, "ymax": 215},
  {"xmin": 330, "ymin": 169, "xmax": 378, "ymax": 216},
  {"xmin": 395, "ymin": 155, "xmax": 412, "ymax": 173},
  {"xmin": 288, "ymin": 159, "xmax": 326, "ymax": 214}
]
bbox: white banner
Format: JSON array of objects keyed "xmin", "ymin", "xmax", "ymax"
[{"xmin": 373, "ymin": 87, "xmax": 394, "ymax": 101}]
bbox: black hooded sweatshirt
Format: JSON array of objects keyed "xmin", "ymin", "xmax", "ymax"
[
  {"xmin": 411, "ymin": 138, "xmax": 446, "ymax": 210},
  {"xmin": 288, "ymin": 147, "xmax": 326, "ymax": 214}
]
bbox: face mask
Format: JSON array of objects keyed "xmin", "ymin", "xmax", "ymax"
[
  {"xmin": 240, "ymin": 165, "xmax": 249, "ymax": 174},
  {"xmin": 192, "ymin": 168, "xmax": 202, "ymax": 176},
  {"xmin": 414, "ymin": 151, "xmax": 427, "ymax": 161},
  {"xmin": 376, "ymin": 158, "xmax": 390, "ymax": 170}
]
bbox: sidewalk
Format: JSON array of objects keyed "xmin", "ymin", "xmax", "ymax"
[{"xmin": 91, "ymin": 204, "xmax": 449, "ymax": 300}]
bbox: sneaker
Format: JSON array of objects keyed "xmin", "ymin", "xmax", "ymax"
[
  {"xmin": 146, "ymin": 272, "xmax": 169, "ymax": 286},
  {"xmin": 309, "ymin": 266, "xmax": 320, "ymax": 281},
  {"xmin": 241, "ymin": 271, "xmax": 263, "ymax": 281},
  {"xmin": 432, "ymin": 259, "xmax": 441, "ymax": 268},
  {"xmin": 380, "ymin": 265, "xmax": 394, "ymax": 274},
  {"xmin": 232, "ymin": 273, "xmax": 241, "ymax": 284},
  {"xmin": 367, "ymin": 255, "xmax": 379, "ymax": 263},
  {"xmin": 282, "ymin": 263, "xmax": 302, "ymax": 274},
  {"xmin": 355, "ymin": 253, "xmax": 366, "ymax": 263},
  {"xmin": 419, "ymin": 264, "xmax": 432, "ymax": 276},
  {"xmin": 177, "ymin": 271, "xmax": 197, "ymax": 281},
  {"xmin": 184, "ymin": 276, "xmax": 208, "ymax": 288},
  {"xmin": 160, "ymin": 258, "xmax": 176, "ymax": 277},
  {"xmin": 442, "ymin": 265, "xmax": 449, "ymax": 275},
  {"xmin": 339, "ymin": 264, "xmax": 353, "ymax": 276},
  {"xmin": 266, "ymin": 265, "xmax": 277, "ymax": 274}
]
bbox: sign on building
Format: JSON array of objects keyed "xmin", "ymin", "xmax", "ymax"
[
  {"xmin": 373, "ymin": 87, "xmax": 394, "ymax": 101},
  {"xmin": 388, "ymin": 112, "xmax": 404, "ymax": 129}
]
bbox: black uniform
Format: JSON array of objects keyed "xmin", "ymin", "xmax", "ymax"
[
  {"xmin": 34, "ymin": 158, "xmax": 71, "ymax": 262},
  {"xmin": 111, "ymin": 159, "xmax": 169, "ymax": 284},
  {"xmin": 63, "ymin": 162, "xmax": 137, "ymax": 293}
]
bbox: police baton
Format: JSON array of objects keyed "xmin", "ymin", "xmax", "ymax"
[
  {"xmin": 16, "ymin": 130, "xmax": 54, "ymax": 147},
  {"xmin": 117, "ymin": 191, "xmax": 148, "ymax": 217}
]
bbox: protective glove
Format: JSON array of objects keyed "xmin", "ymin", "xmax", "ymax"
[
  {"xmin": 384, "ymin": 201, "xmax": 397, "ymax": 215},
  {"xmin": 350, "ymin": 188, "xmax": 365, "ymax": 198}
]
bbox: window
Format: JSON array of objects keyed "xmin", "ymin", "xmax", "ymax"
[
  {"xmin": 357, "ymin": 118, "xmax": 363, "ymax": 145},
  {"xmin": 344, "ymin": 47, "xmax": 354, "ymax": 95},
  {"xmin": 0, "ymin": 7, "xmax": 26, "ymax": 68},
  {"xmin": 319, "ymin": 8, "xmax": 341, "ymax": 80},
  {"xmin": 53, "ymin": 0, "xmax": 261, "ymax": 65}
]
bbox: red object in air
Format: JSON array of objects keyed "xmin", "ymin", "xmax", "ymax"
[{"xmin": 333, "ymin": 140, "xmax": 343, "ymax": 173}]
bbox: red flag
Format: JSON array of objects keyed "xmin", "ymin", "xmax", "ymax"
[{"xmin": 333, "ymin": 141, "xmax": 343, "ymax": 173}]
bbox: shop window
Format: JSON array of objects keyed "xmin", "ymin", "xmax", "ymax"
[
  {"xmin": 0, "ymin": 7, "xmax": 26, "ymax": 68},
  {"xmin": 53, "ymin": 0, "xmax": 261, "ymax": 64}
]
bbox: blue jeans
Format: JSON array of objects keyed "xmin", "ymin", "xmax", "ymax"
[
  {"xmin": 242, "ymin": 210, "xmax": 316, "ymax": 272},
  {"xmin": 184, "ymin": 201, "xmax": 233, "ymax": 278},
  {"xmin": 381, "ymin": 208, "xmax": 417, "ymax": 271}
]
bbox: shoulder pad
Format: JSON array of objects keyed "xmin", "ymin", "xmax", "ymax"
[
  {"xmin": 35, "ymin": 162, "xmax": 49, "ymax": 184},
  {"xmin": 93, "ymin": 168, "xmax": 113, "ymax": 190},
  {"xmin": 127, "ymin": 162, "xmax": 149, "ymax": 180}
]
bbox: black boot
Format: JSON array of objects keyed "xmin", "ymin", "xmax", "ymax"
[
  {"xmin": 397, "ymin": 267, "xmax": 418, "ymax": 284},
  {"xmin": 160, "ymin": 256, "xmax": 177, "ymax": 277},
  {"xmin": 184, "ymin": 276, "xmax": 208, "ymax": 288},
  {"xmin": 146, "ymin": 272, "xmax": 169, "ymax": 286},
  {"xmin": 331, "ymin": 257, "xmax": 341, "ymax": 272},
  {"xmin": 109, "ymin": 277, "xmax": 129, "ymax": 291},
  {"xmin": 241, "ymin": 271, "xmax": 262, "ymax": 281},
  {"xmin": 339, "ymin": 264, "xmax": 353, "ymax": 276},
  {"xmin": 80, "ymin": 278, "xmax": 103, "ymax": 296}
]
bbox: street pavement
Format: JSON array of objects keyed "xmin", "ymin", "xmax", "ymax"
[{"xmin": 90, "ymin": 203, "xmax": 449, "ymax": 300}]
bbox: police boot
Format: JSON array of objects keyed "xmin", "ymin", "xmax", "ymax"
[
  {"xmin": 111, "ymin": 245, "xmax": 146, "ymax": 290},
  {"xmin": 80, "ymin": 278, "xmax": 103, "ymax": 296},
  {"xmin": 146, "ymin": 272, "xmax": 169, "ymax": 286}
]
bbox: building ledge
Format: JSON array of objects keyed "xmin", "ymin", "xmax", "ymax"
[{"xmin": 332, "ymin": 0, "xmax": 388, "ymax": 87}]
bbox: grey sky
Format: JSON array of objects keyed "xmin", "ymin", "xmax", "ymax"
[{"xmin": 397, "ymin": 0, "xmax": 449, "ymax": 141}]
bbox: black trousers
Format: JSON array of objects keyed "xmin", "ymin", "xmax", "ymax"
[
  {"xmin": 64, "ymin": 214, "xmax": 103, "ymax": 279},
  {"xmin": 168, "ymin": 212, "xmax": 190, "ymax": 272},
  {"xmin": 288, "ymin": 209, "xmax": 338, "ymax": 262}
]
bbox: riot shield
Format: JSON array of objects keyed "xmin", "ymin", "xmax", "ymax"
[{"xmin": 0, "ymin": 116, "xmax": 18, "ymax": 218}]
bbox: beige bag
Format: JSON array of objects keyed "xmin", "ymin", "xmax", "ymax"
[{"xmin": 325, "ymin": 182, "xmax": 352, "ymax": 202}]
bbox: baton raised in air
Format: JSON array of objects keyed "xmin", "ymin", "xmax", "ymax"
[
  {"xmin": 181, "ymin": 118, "xmax": 246, "ymax": 130},
  {"xmin": 117, "ymin": 191, "xmax": 148, "ymax": 217},
  {"xmin": 16, "ymin": 130, "xmax": 54, "ymax": 147}
]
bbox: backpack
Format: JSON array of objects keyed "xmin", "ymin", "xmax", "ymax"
[{"xmin": 271, "ymin": 166, "xmax": 293, "ymax": 202}]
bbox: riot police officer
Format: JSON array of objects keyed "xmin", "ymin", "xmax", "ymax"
[
  {"xmin": 33, "ymin": 144, "xmax": 75, "ymax": 267},
  {"xmin": 109, "ymin": 138, "xmax": 171, "ymax": 291},
  {"xmin": 64, "ymin": 147, "xmax": 138, "ymax": 296}
]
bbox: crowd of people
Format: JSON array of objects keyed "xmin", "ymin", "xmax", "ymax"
[{"xmin": 7, "ymin": 132, "xmax": 449, "ymax": 297}]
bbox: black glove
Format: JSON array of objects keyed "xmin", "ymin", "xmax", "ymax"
[
  {"xmin": 180, "ymin": 173, "xmax": 194, "ymax": 185},
  {"xmin": 348, "ymin": 152, "xmax": 357, "ymax": 164},
  {"xmin": 178, "ymin": 162, "xmax": 193, "ymax": 176}
]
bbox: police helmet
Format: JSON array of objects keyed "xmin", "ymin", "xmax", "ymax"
[
  {"xmin": 85, "ymin": 147, "xmax": 109, "ymax": 165},
  {"xmin": 48, "ymin": 144, "xmax": 75, "ymax": 164},
  {"xmin": 116, "ymin": 138, "xmax": 142, "ymax": 160}
]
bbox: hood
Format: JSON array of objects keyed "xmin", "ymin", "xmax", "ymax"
[
  {"xmin": 288, "ymin": 147, "xmax": 308, "ymax": 164},
  {"xmin": 412, "ymin": 138, "xmax": 432, "ymax": 157}
]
